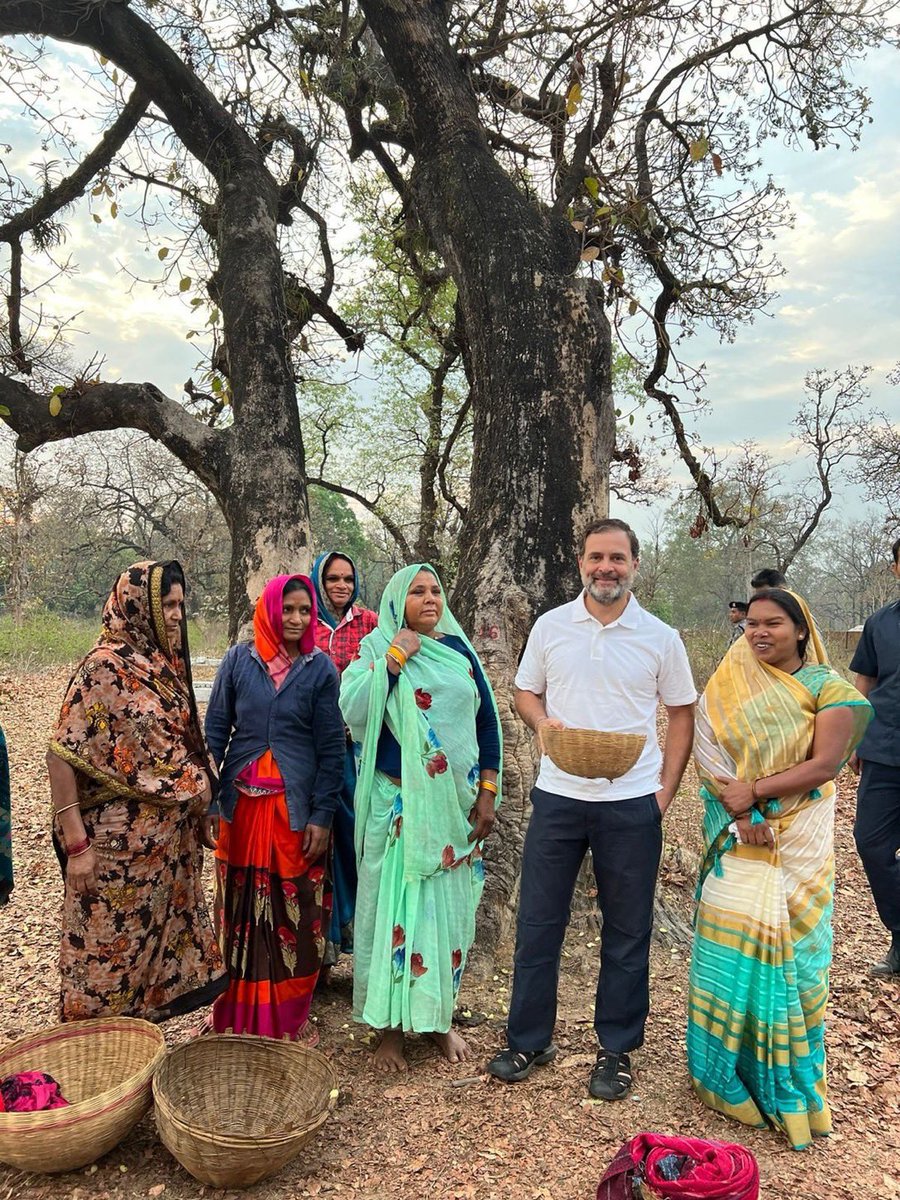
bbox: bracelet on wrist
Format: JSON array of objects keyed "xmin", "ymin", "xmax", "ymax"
[
  {"xmin": 479, "ymin": 779, "xmax": 499, "ymax": 795},
  {"xmin": 386, "ymin": 646, "xmax": 407, "ymax": 669},
  {"xmin": 55, "ymin": 801, "xmax": 81, "ymax": 817},
  {"xmin": 66, "ymin": 839, "xmax": 92, "ymax": 858},
  {"xmin": 751, "ymin": 778, "xmax": 762, "ymax": 801}
]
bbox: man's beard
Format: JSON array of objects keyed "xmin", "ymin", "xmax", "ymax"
[{"xmin": 585, "ymin": 575, "xmax": 632, "ymax": 605}]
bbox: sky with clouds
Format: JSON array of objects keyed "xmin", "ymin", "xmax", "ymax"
[
  {"xmin": 1, "ymin": 37, "xmax": 897, "ymax": 540},
  {"xmin": 616, "ymin": 46, "xmax": 900, "ymax": 537}
]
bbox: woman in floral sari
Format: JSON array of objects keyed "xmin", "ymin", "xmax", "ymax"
[
  {"xmin": 340, "ymin": 565, "xmax": 501, "ymax": 1072},
  {"xmin": 48, "ymin": 561, "xmax": 226, "ymax": 1022},
  {"xmin": 205, "ymin": 575, "xmax": 345, "ymax": 1042},
  {"xmin": 688, "ymin": 589, "xmax": 872, "ymax": 1149}
]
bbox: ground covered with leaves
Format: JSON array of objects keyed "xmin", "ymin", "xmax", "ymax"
[{"xmin": 1, "ymin": 672, "xmax": 897, "ymax": 1200}]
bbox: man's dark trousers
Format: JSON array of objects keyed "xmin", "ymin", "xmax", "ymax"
[
  {"xmin": 506, "ymin": 787, "xmax": 663, "ymax": 1055},
  {"xmin": 855, "ymin": 760, "xmax": 900, "ymax": 933}
]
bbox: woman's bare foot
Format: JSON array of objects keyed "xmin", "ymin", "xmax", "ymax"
[
  {"xmin": 296, "ymin": 1019, "xmax": 320, "ymax": 1048},
  {"xmin": 373, "ymin": 1029, "xmax": 407, "ymax": 1073},
  {"xmin": 429, "ymin": 1029, "xmax": 471, "ymax": 1063},
  {"xmin": 185, "ymin": 1010, "xmax": 215, "ymax": 1039}
]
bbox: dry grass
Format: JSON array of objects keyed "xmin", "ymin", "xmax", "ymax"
[{"xmin": 0, "ymin": 672, "xmax": 897, "ymax": 1200}]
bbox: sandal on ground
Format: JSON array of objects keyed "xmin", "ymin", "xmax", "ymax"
[
  {"xmin": 588, "ymin": 1048, "xmax": 632, "ymax": 1100},
  {"xmin": 486, "ymin": 1045, "xmax": 557, "ymax": 1083}
]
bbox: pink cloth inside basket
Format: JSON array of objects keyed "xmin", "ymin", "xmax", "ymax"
[{"xmin": 0, "ymin": 1070, "xmax": 69, "ymax": 1113}]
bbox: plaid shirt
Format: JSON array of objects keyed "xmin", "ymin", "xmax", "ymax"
[{"xmin": 315, "ymin": 606, "xmax": 378, "ymax": 675}]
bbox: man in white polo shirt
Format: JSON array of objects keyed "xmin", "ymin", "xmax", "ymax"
[{"xmin": 487, "ymin": 518, "xmax": 696, "ymax": 1099}]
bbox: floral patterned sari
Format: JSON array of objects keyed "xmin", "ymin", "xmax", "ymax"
[
  {"xmin": 51, "ymin": 561, "xmax": 225, "ymax": 1021},
  {"xmin": 340, "ymin": 564, "xmax": 501, "ymax": 1035}
]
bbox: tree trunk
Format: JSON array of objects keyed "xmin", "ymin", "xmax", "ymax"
[
  {"xmin": 358, "ymin": 0, "xmax": 617, "ymax": 961},
  {"xmin": 0, "ymin": 1, "xmax": 312, "ymax": 633},
  {"xmin": 414, "ymin": 380, "xmax": 443, "ymax": 569},
  {"xmin": 452, "ymin": 272, "xmax": 614, "ymax": 963},
  {"xmin": 219, "ymin": 424, "xmax": 311, "ymax": 636}
]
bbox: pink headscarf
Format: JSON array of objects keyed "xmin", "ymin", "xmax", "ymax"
[
  {"xmin": 237, "ymin": 575, "xmax": 318, "ymax": 794},
  {"xmin": 254, "ymin": 574, "xmax": 318, "ymax": 690}
]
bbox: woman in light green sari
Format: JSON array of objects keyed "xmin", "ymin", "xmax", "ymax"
[{"xmin": 340, "ymin": 565, "xmax": 502, "ymax": 1072}]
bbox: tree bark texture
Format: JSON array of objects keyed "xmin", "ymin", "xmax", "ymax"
[
  {"xmin": 0, "ymin": 0, "xmax": 311, "ymax": 632},
  {"xmin": 359, "ymin": 0, "xmax": 616, "ymax": 960}
]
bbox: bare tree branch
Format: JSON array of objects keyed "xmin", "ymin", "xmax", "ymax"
[
  {"xmin": 308, "ymin": 474, "xmax": 414, "ymax": 560},
  {"xmin": 0, "ymin": 86, "xmax": 149, "ymax": 243}
]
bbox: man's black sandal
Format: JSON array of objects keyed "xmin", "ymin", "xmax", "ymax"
[
  {"xmin": 588, "ymin": 1049, "xmax": 632, "ymax": 1100},
  {"xmin": 486, "ymin": 1045, "xmax": 557, "ymax": 1083}
]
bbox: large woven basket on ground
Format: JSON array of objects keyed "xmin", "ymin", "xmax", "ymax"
[
  {"xmin": 0, "ymin": 1017, "xmax": 165, "ymax": 1173},
  {"xmin": 153, "ymin": 1035, "xmax": 338, "ymax": 1188},
  {"xmin": 541, "ymin": 727, "xmax": 646, "ymax": 780}
]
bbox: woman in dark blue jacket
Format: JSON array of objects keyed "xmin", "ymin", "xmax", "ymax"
[{"xmin": 205, "ymin": 573, "xmax": 344, "ymax": 1043}]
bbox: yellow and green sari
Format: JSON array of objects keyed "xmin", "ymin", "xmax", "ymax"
[{"xmin": 687, "ymin": 607, "xmax": 871, "ymax": 1150}]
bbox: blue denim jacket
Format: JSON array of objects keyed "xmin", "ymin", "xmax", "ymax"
[{"xmin": 205, "ymin": 643, "xmax": 344, "ymax": 831}]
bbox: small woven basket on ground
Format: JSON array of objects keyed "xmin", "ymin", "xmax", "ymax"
[
  {"xmin": 541, "ymin": 728, "xmax": 646, "ymax": 780},
  {"xmin": 0, "ymin": 1017, "xmax": 165, "ymax": 1173},
  {"xmin": 153, "ymin": 1035, "xmax": 338, "ymax": 1188}
]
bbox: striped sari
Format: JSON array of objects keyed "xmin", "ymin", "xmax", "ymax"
[{"xmin": 688, "ymin": 622, "xmax": 871, "ymax": 1149}]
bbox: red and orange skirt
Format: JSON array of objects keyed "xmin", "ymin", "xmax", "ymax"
[{"xmin": 213, "ymin": 788, "xmax": 332, "ymax": 1041}]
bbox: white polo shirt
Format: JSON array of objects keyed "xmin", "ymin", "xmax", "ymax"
[{"xmin": 515, "ymin": 592, "xmax": 696, "ymax": 801}]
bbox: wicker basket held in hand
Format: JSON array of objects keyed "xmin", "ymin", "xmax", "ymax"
[
  {"xmin": 153, "ymin": 1034, "xmax": 338, "ymax": 1188},
  {"xmin": 0, "ymin": 1018, "xmax": 165, "ymax": 1174},
  {"xmin": 541, "ymin": 727, "xmax": 646, "ymax": 781}
]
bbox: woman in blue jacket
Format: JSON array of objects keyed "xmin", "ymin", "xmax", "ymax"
[{"xmin": 205, "ymin": 574, "xmax": 345, "ymax": 1043}]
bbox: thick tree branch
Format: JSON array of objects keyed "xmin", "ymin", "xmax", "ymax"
[
  {"xmin": 284, "ymin": 274, "xmax": 365, "ymax": 353},
  {"xmin": 0, "ymin": 373, "xmax": 227, "ymax": 498}
]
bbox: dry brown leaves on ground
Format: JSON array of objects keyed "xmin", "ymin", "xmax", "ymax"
[{"xmin": 0, "ymin": 673, "xmax": 898, "ymax": 1200}]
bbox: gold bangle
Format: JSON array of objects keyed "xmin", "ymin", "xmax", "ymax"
[
  {"xmin": 479, "ymin": 779, "xmax": 498, "ymax": 795},
  {"xmin": 54, "ymin": 801, "xmax": 81, "ymax": 817},
  {"xmin": 386, "ymin": 647, "xmax": 407, "ymax": 669},
  {"xmin": 751, "ymin": 779, "xmax": 761, "ymax": 801},
  {"xmin": 67, "ymin": 841, "xmax": 93, "ymax": 858}
]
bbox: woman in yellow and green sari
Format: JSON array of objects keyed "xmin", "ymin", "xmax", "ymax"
[{"xmin": 688, "ymin": 588, "xmax": 872, "ymax": 1150}]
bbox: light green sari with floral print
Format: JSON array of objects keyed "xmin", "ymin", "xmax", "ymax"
[{"xmin": 339, "ymin": 564, "xmax": 501, "ymax": 1034}]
